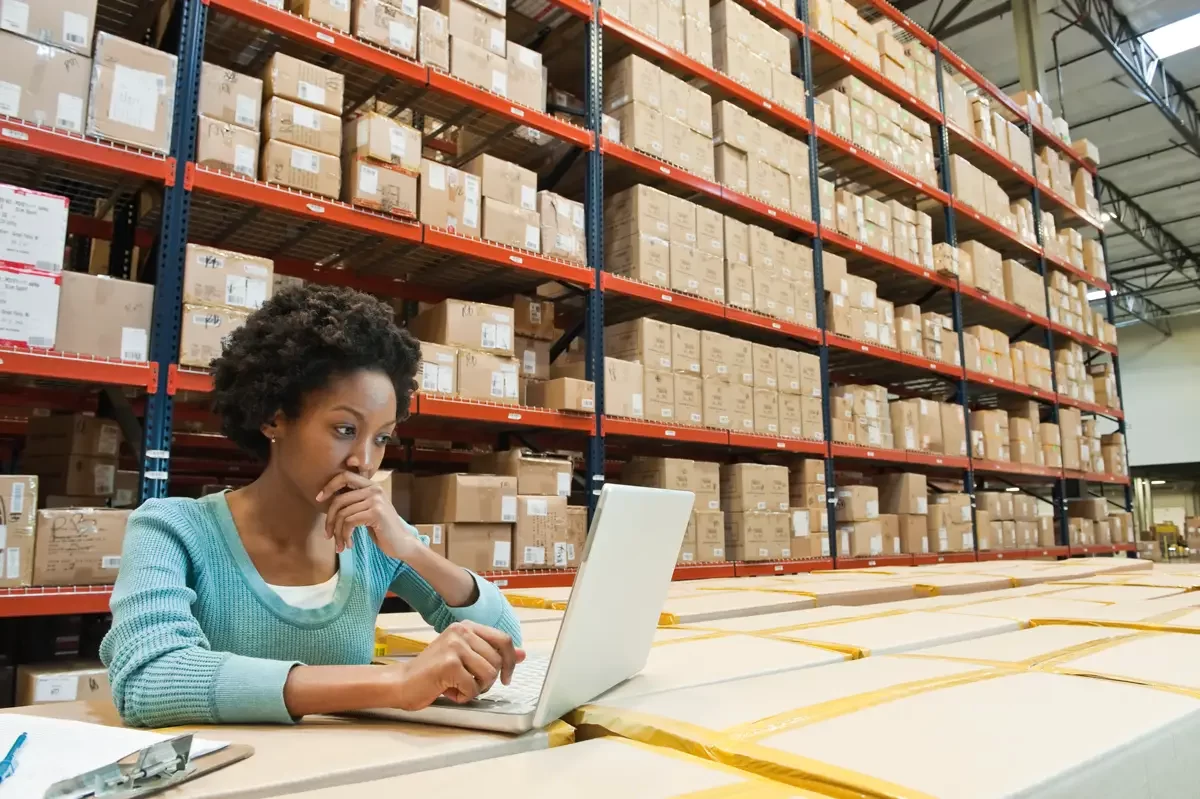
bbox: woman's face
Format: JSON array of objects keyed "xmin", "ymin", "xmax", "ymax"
[{"xmin": 268, "ymin": 369, "xmax": 399, "ymax": 510}]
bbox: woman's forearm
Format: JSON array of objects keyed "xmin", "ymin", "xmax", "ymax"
[
  {"xmin": 282, "ymin": 664, "xmax": 402, "ymax": 718},
  {"xmin": 402, "ymin": 545, "xmax": 479, "ymax": 607}
]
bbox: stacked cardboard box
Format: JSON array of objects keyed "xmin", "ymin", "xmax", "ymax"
[
  {"xmin": 33, "ymin": 507, "xmax": 131, "ymax": 586},
  {"xmin": 1012, "ymin": 199, "xmax": 1037, "ymax": 246},
  {"xmin": 410, "ymin": 298, "xmax": 521, "ymax": 405},
  {"xmin": 0, "ymin": 475, "xmax": 38, "ymax": 588},
  {"xmin": 744, "ymin": 224, "xmax": 817, "ymax": 326},
  {"xmin": 13, "ymin": 661, "xmax": 111, "ymax": 707},
  {"xmin": 260, "ymin": 54, "xmax": 343, "ymax": 199},
  {"xmin": 834, "ymin": 484, "xmax": 881, "ymax": 557},
  {"xmin": 1081, "ymin": 418, "xmax": 1105, "ymax": 474},
  {"xmin": 178, "ymin": 244, "xmax": 274, "ymax": 367},
  {"xmin": 722, "ymin": 463, "xmax": 790, "ymax": 561},
  {"xmin": 961, "ymin": 94, "xmax": 1034, "ymax": 174},
  {"xmin": 1090, "ymin": 362, "xmax": 1120, "ymax": 410},
  {"xmin": 878, "ymin": 472, "xmax": 927, "ymax": 556},
  {"xmin": 712, "ymin": 2, "xmax": 794, "ymax": 109},
  {"xmin": 929, "ymin": 492, "xmax": 972, "ymax": 552},
  {"xmin": 1011, "ymin": 341, "xmax": 1054, "ymax": 392},
  {"xmin": 53, "ymin": 272, "xmax": 154, "ymax": 363},
  {"xmin": 464, "ymin": 154, "xmax": 542, "ymax": 253},
  {"xmin": 419, "ymin": 157, "xmax": 481, "ymax": 237},
  {"xmin": 538, "ymin": 192, "xmax": 587, "ymax": 264},
  {"xmin": 1082, "ymin": 239, "xmax": 1107, "ymax": 282},
  {"xmin": 824, "ymin": 269, "xmax": 887, "ymax": 347},
  {"xmin": 948, "ymin": 155, "xmax": 1018, "ymax": 233},
  {"xmin": 342, "ymin": 111, "xmax": 420, "ymax": 216},
  {"xmin": 23, "ymin": 415, "xmax": 120, "ymax": 506},
  {"xmin": 816, "ymin": 77, "xmax": 936, "ymax": 186},
  {"xmin": 622, "ymin": 458, "xmax": 724, "ymax": 563},
  {"xmin": 1053, "ymin": 341, "xmax": 1093, "ymax": 403},
  {"xmin": 887, "ymin": 200, "xmax": 934, "ymax": 270},
  {"xmin": 352, "ymin": 0, "xmax": 419, "ymax": 61},
  {"xmin": 196, "ymin": 63, "xmax": 263, "ymax": 180},
  {"xmin": 787, "ymin": 458, "xmax": 827, "ymax": 558},
  {"xmin": 606, "ymin": 55, "xmax": 714, "ymax": 178},
  {"xmin": 1058, "ymin": 406, "xmax": 1083, "ymax": 471},
  {"xmin": 467, "ymin": 449, "xmax": 581, "ymax": 569},
  {"xmin": 969, "ymin": 408, "xmax": 1009, "ymax": 462},
  {"xmin": 920, "ymin": 310, "xmax": 959, "ymax": 369},
  {"xmin": 713, "ymin": 101, "xmax": 809, "ymax": 213},
  {"xmin": 412, "ymin": 473, "xmax": 518, "ymax": 571},
  {"xmin": 0, "ymin": 196, "xmax": 66, "ymax": 350},
  {"xmin": 1037, "ymin": 145, "xmax": 1072, "ymax": 198},
  {"xmin": 893, "ymin": 303, "xmax": 921, "ymax": 356},
  {"xmin": 0, "ymin": 27, "xmax": 92, "ymax": 136},
  {"xmin": 1067, "ymin": 497, "xmax": 1108, "ymax": 547},
  {"xmin": 829, "ymin": 384, "xmax": 890, "ymax": 448},
  {"xmin": 962, "ymin": 325, "xmax": 1009, "ymax": 381}
]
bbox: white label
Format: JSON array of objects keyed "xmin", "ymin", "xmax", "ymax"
[
  {"xmin": 791, "ymin": 510, "xmax": 809, "ymax": 537},
  {"xmin": 921, "ymin": 538, "xmax": 929, "ymax": 554},
  {"xmin": 481, "ymin": 322, "xmax": 498, "ymax": 349},
  {"xmin": 503, "ymin": 371, "xmax": 518, "ymax": 398},
  {"xmin": 865, "ymin": 398, "xmax": 878, "ymax": 418},
  {"xmin": 235, "ymin": 94, "xmax": 257, "ymax": 128},
  {"xmin": 245, "ymin": 279, "xmax": 267, "ymax": 309},
  {"xmin": 62, "ymin": 10, "xmax": 89, "ymax": 47},
  {"xmin": 358, "ymin": 163, "xmax": 380, "ymax": 195},
  {"xmin": 553, "ymin": 542, "xmax": 569, "ymax": 567},
  {"xmin": 681, "ymin": 552, "xmax": 694, "ymax": 562},
  {"xmin": 401, "ymin": 0, "xmax": 418, "ymax": 14},
  {"xmin": 916, "ymin": 497, "xmax": 928, "ymax": 514},
  {"xmin": 866, "ymin": 500, "xmax": 879, "ymax": 518},
  {"xmin": 960, "ymin": 506, "xmax": 971, "ymax": 522},
  {"xmin": 556, "ymin": 472, "xmax": 571, "ymax": 497},
  {"xmin": 10, "ymin": 481, "xmax": 24, "ymax": 514},
  {"xmin": 421, "ymin": 361, "xmax": 439, "ymax": 391},
  {"xmin": 523, "ymin": 546, "xmax": 545, "ymax": 565},
  {"xmin": 234, "ymin": 144, "xmax": 255, "ymax": 177},
  {"xmin": 524, "ymin": 225, "xmax": 540, "ymax": 251},
  {"xmin": 491, "ymin": 70, "xmax": 507, "ymax": 96},
  {"xmin": 632, "ymin": 393, "xmax": 644, "ymax": 416},
  {"xmin": 522, "ymin": 349, "xmax": 537, "ymax": 375},
  {"xmin": 462, "ymin": 174, "xmax": 480, "ymax": 228},
  {"xmin": 101, "ymin": 555, "xmax": 121, "ymax": 569},
  {"xmin": 520, "ymin": 185, "xmax": 536, "ymax": 211},
  {"xmin": 427, "ymin": 162, "xmax": 446, "ymax": 190},
  {"xmin": 492, "ymin": 540, "xmax": 511, "ymax": 569},
  {"xmin": 293, "ymin": 104, "xmax": 319, "ymax": 130},
  {"xmin": 527, "ymin": 498, "xmax": 549, "ymax": 517},
  {"xmin": 388, "ymin": 19, "xmax": 415, "ymax": 51},
  {"xmin": 0, "ymin": 524, "xmax": 6, "ymax": 549},
  {"xmin": 0, "ymin": 81, "xmax": 18, "ymax": 116},
  {"xmin": 869, "ymin": 534, "xmax": 883, "ymax": 556},
  {"xmin": 0, "ymin": 0, "xmax": 29, "ymax": 35},
  {"xmin": 490, "ymin": 28, "xmax": 504, "ymax": 53},
  {"xmin": 298, "ymin": 81, "xmax": 326, "ymax": 107},
  {"xmin": 964, "ymin": 532, "xmax": 975, "ymax": 549},
  {"xmin": 291, "ymin": 147, "xmax": 320, "ymax": 173},
  {"xmin": 120, "ymin": 327, "xmax": 148, "ymax": 361},
  {"xmin": 5, "ymin": 546, "xmax": 17, "ymax": 578},
  {"xmin": 431, "ymin": 525, "xmax": 443, "ymax": 544},
  {"xmin": 33, "ymin": 674, "xmax": 77, "ymax": 703},
  {"xmin": 95, "ymin": 464, "xmax": 116, "ymax": 495},
  {"xmin": 554, "ymin": 233, "xmax": 576, "ymax": 254},
  {"xmin": 501, "ymin": 495, "xmax": 517, "ymax": 522},
  {"xmin": 388, "ymin": 127, "xmax": 409, "ymax": 160},
  {"xmin": 110, "ymin": 65, "xmax": 161, "ymax": 132}
]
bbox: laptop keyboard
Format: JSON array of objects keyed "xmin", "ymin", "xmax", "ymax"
[{"xmin": 442, "ymin": 654, "xmax": 549, "ymax": 712}]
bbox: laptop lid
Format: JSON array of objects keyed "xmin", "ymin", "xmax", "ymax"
[{"xmin": 530, "ymin": 483, "xmax": 694, "ymax": 727}]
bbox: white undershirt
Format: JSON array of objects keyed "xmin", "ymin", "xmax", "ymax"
[{"xmin": 266, "ymin": 571, "xmax": 340, "ymax": 609}]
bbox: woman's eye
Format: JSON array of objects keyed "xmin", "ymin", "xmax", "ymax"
[
  {"xmin": 376, "ymin": 433, "xmax": 394, "ymax": 446},
  {"xmin": 334, "ymin": 424, "xmax": 356, "ymax": 437}
]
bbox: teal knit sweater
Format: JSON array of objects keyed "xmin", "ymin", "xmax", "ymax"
[{"xmin": 100, "ymin": 493, "xmax": 522, "ymax": 727}]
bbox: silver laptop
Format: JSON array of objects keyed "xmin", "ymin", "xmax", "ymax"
[{"xmin": 362, "ymin": 483, "xmax": 694, "ymax": 733}]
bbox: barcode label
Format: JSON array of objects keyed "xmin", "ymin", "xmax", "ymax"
[
  {"xmin": 297, "ymin": 81, "xmax": 326, "ymax": 107},
  {"xmin": 492, "ymin": 541, "xmax": 511, "ymax": 569},
  {"xmin": 10, "ymin": 482, "xmax": 24, "ymax": 515},
  {"xmin": 101, "ymin": 556, "xmax": 121, "ymax": 569},
  {"xmin": 523, "ymin": 546, "xmax": 545, "ymax": 565}
]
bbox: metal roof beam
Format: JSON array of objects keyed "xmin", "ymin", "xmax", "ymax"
[
  {"xmin": 1105, "ymin": 276, "xmax": 1174, "ymax": 335},
  {"xmin": 1097, "ymin": 177, "xmax": 1200, "ymax": 294},
  {"xmin": 1057, "ymin": 0, "xmax": 1200, "ymax": 157}
]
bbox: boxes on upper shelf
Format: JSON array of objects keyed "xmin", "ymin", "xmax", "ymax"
[
  {"xmin": 344, "ymin": 157, "xmax": 418, "ymax": 216},
  {"xmin": 1, "ymin": 0, "xmax": 97, "ymax": 55},
  {"xmin": 410, "ymin": 298, "xmax": 515, "ymax": 356},
  {"xmin": 54, "ymin": 273, "xmax": 153, "ymax": 361},
  {"xmin": 449, "ymin": 36, "xmax": 507, "ymax": 96},
  {"xmin": 33, "ymin": 508, "xmax": 131, "ymax": 586},
  {"xmin": 0, "ymin": 475, "xmax": 38, "ymax": 588},
  {"xmin": 419, "ymin": 7, "xmax": 451, "ymax": 71},
  {"xmin": 183, "ymin": 244, "xmax": 275, "ymax": 312},
  {"xmin": 0, "ymin": 264, "xmax": 61, "ymax": 349},
  {"xmin": 87, "ymin": 34, "xmax": 177, "ymax": 153},
  {"xmin": 419, "ymin": 158, "xmax": 482, "ymax": 237},
  {"xmin": 178, "ymin": 304, "xmax": 249, "ymax": 368},
  {"xmin": 264, "ymin": 97, "xmax": 342, "ymax": 156},
  {"xmin": 261, "ymin": 140, "xmax": 341, "ymax": 199},
  {"xmin": 353, "ymin": 0, "xmax": 418, "ymax": 58},
  {"xmin": 412, "ymin": 473, "xmax": 518, "ymax": 524},
  {"xmin": 0, "ymin": 32, "xmax": 91, "ymax": 134},
  {"xmin": 198, "ymin": 63, "xmax": 264, "ymax": 131},
  {"xmin": 0, "ymin": 182, "xmax": 70, "ymax": 273},
  {"xmin": 196, "ymin": 116, "xmax": 260, "ymax": 179},
  {"xmin": 262, "ymin": 53, "xmax": 345, "ymax": 115}
]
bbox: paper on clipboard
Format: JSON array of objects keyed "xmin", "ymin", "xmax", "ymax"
[{"xmin": 0, "ymin": 714, "xmax": 228, "ymax": 798}]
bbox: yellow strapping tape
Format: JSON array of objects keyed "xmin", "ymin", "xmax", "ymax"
[
  {"xmin": 1035, "ymin": 665, "xmax": 1200, "ymax": 701},
  {"xmin": 756, "ymin": 634, "xmax": 864, "ymax": 660},
  {"xmin": 544, "ymin": 719, "xmax": 575, "ymax": 747},
  {"xmin": 1029, "ymin": 618, "xmax": 1200, "ymax": 634},
  {"xmin": 673, "ymin": 607, "xmax": 908, "ymax": 636},
  {"xmin": 620, "ymin": 740, "xmax": 827, "ymax": 799},
  {"xmin": 1026, "ymin": 629, "xmax": 1158, "ymax": 669},
  {"xmin": 913, "ymin": 585, "xmax": 940, "ymax": 597},
  {"xmin": 380, "ymin": 633, "xmax": 430, "ymax": 655}
]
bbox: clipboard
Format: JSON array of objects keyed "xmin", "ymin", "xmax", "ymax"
[{"xmin": 43, "ymin": 734, "xmax": 254, "ymax": 799}]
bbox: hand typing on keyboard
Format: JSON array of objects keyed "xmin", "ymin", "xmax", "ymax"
[{"xmin": 386, "ymin": 621, "xmax": 526, "ymax": 710}]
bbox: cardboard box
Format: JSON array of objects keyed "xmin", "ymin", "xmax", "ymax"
[
  {"xmin": 605, "ymin": 54, "xmax": 661, "ymax": 111},
  {"xmin": 198, "ymin": 62, "xmax": 263, "ymax": 131},
  {"xmin": 670, "ymin": 373, "xmax": 701, "ymax": 425},
  {"xmin": 262, "ymin": 52, "xmax": 345, "ymax": 115},
  {"xmin": 563, "ymin": 506, "xmax": 588, "ymax": 567},
  {"xmin": 32, "ymin": 508, "xmax": 130, "ymax": 586},
  {"xmin": 643, "ymin": 370, "xmax": 674, "ymax": 422},
  {"xmin": 417, "ymin": 340, "xmax": 457, "ymax": 396},
  {"xmin": 410, "ymin": 523, "xmax": 447, "ymax": 557},
  {"xmin": 345, "ymin": 157, "xmax": 418, "ymax": 216},
  {"xmin": 836, "ymin": 485, "xmax": 879, "ymax": 521},
  {"xmin": 87, "ymin": 33, "xmax": 177, "ymax": 153},
  {"xmin": 261, "ymin": 139, "xmax": 340, "ymax": 199},
  {"xmin": 0, "ymin": 184, "xmax": 70, "ymax": 274},
  {"xmin": 22, "ymin": 453, "xmax": 116, "ymax": 496},
  {"xmin": 513, "ymin": 495, "xmax": 568, "ymax": 569},
  {"xmin": 624, "ymin": 456, "xmax": 694, "ymax": 492},
  {"xmin": 692, "ymin": 462, "xmax": 720, "ymax": 511},
  {"xmin": 411, "ymin": 474, "xmax": 517, "ymax": 523},
  {"xmin": 371, "ymin": 470, "xmax": 413, "ymax": 520},
  {"xmin": 898, "ymin": 513, "xmax": 928, "ymax": 554},
  {"xmin": 513, "ymin": 335, "xmax": 550, "ymax": 380},
  {"xmin": 290, "ymin": 0, "xmax": 351, "ymax": 30},
  {"xmin": 507, "ymin": 40, "xmax": 545, "ymax": 111},
  {"xmin": 670, "ymin": 324, "xmax": 701, "ymax": 375},
  {"xmin": 179, "ymin": 304, "xmax": 248, "ymax": 368},
  {"xmin": 419, "ymin": 7, "xmax": 451, "ymax": 70},
  {"xmin": 456, "ymin": 349, "xmax": 519, "ymax": 404},
  {"xmin": 841, "ymin": 519, "xmax": 884, "ymax": 557},
  {"xmin": 25, "ymin": 415, "xmax": 121, "ymax": 459},
  {"xmin": 0, "ymin": 0, "xmax": 97, "ymax": 55},
  {"xmin": 445, "ymin": 523, "xmax": 513, "ymax": 571},
  {"xmin": 466, "ymin": 154, "xmax": 538, "ymax": 213},
  {"xmin": 410, "ymin": 298, "xmax": 514, "ymax": 356},
  {"xmin": 538, "ymin": 192, "xmax": 586, "ymax": 264},
  {"xmin": 879, "ymin": 472, "xmax": 927, "ymax": 515},
  {"xmin": 345, "ymin": 112, "xmax": 421, "ymax": 172},
  {"xmin": 526, "ymin": 377, "xmax": 595, "ymax": 412},
  {"xmin": 15, "ymin": 662, "xmax": 109, "ymax": 706},
  {"xmin": 353, "ymin": 0, "xmax": 418, "ymax": 57},
  {"xmin": 183, "ymin": 244, "xmax": 274, "ymax": 312},
  {"xmin": 482, "ymin": 198, "xmax": 541, "ymax": 252},
  {"xmin": 0, "ymin": 32, "xmax": 91, "ymax": 133},
  {"xmin": 53, "ymin": 273, "xmax": 153, "ymax": 361},
  {"xmin": 419, "ymin": 158, "xmax": 482, "ymax": 236},
  {"xmin": 551, "ymin": 357, "xmax": 643, "ymax": 418},
  {"xmin": 610, "ymin": 100, "xmax": 664, "ymax": 156},
  {"xmin": 720, "ymin": 463, "xmax": 788, "ymax": 512},
  {"xmin": 0, "ymin": 475, "xmax": 37, "ymax": 588},
  {"xmin": 111, "ymin": 470, "xmax": 139, "ymax": 508},
  {"xmin": 470, "ymin": 449, "xmax": 572, "ymax": 497},
  {"xmin": 196, "ymin": 115, "xmax": 260, "ymax": 178}
]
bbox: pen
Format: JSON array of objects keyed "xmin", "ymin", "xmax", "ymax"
[{"xmin": 0, "ymin": 732, "xmax": 27, "ymax": 782}]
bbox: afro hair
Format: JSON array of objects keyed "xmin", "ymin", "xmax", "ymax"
[{"xmin": 211, "ymin": 283, "xmax": 421, "ymax": 459}]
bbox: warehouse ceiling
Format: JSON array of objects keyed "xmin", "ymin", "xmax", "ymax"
[{"xmin": 893, "ymin": 0, "xmax": 1200, "ymax": 332}]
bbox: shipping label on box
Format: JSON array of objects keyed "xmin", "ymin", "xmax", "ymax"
[
  {"xmin": 263, "ymin": 52, "xmax": 344, "ymax": 114},
  {"xmin": 0, "ymin": 31, "xmax": 91, "ymax": 133},
  {"xmin": 33, "ymin": 508, "xmax": 131, "ymax": 586},
  {"xmin": 196, "ymin": 115, "xmax": 260, "ymax": 179},
  {"xmin": 260, "ymin": 139, "xmax": 341, "ymax": 199},
  {"xmin": 179, "ymin": 303, "xmax": 249, "ymax": 368},
  {"xmin": 199, "ymin": 61, "xmax": 263, "ymax": 130},
  {"xmin": 183, "ymin": 244, "xmax": 274, "ymax": 311},
  {"xmin": 88, "ymin": 33, "xmax": 178, "ymax": 153},
  {"xmin": 55, "ymin": 272, "xmax": 153, "ymax": 361},
  {"xmin": 0, "ymin": 264, "xmax": 60, "ymax": 349},
  {"xmin": 0, "ymin": 184, "xmax": 70, "ymax": 273}
]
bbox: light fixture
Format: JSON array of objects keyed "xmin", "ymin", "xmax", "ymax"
[
  {"xmin": 1141, "ymin": 12, "xmax": 1200, "ymax": 59},
  {"xmin": 1151, "ymin": 479, "xmax": 1167, "ymax": 485},
  {"xmin": 1086, "ymin": 289, "xmax": 1106, "ymax": 301},
  {"xmin": 1005, "ymin": 486, "xmax": 1020, "ymax": 492}
]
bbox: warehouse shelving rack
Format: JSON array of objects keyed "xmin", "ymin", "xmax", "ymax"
[{"xmin": 0, "ymin": 0, "xmax": 1135, "ymax": 614}]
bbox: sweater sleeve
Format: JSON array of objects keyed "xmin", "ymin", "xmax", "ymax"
[
  {"xmin": 100, "ymin": 502, "xmax": 299, "ymax": 727},
  {"xmin": 388, "ymin": 544, "xmax": 523, "ymax": 647}
]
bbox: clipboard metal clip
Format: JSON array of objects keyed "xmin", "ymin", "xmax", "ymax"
[{"xmin": 45, "ymin": 734, "xmax": 194, "ymax": 799}]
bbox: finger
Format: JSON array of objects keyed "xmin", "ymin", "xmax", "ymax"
[
  {"xmin": 448, "ymin": 662, "xmax": 480, "ymax": 702},
  {"xmin": 324, "ymin": 489, "xmax": 373, "ymax": 541},
  {"xmin": 315, "ymin": 470, "xmax": 373, "ymax": 503},
  {"xmin": 465, "ymin": 624, "xmax": 518, "ymax": 684},
  {"xmin": 339, "ymin": 506, "xmax": 380, "ymax": 551},
  {"xmin": 461, "ymin": 628, "xmax": 504, "ymax": 677},
  {"xmin": 458, "ymin": 647, "xmax": 499, "ymax": 693}
]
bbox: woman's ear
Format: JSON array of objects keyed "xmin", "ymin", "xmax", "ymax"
[{"xmin": 260, "ymin": 410, "xmax": 285, "ymax": 445}]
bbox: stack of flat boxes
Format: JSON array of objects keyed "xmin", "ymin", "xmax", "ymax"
[
  {"xmin": 469, "ymin": 450, "xmax": 583, "ymax": 569},
  {"xmin": 878, "ymin": 472, "xmax": 927, "ymax": 556},
  {"xmin": 824, "ymin": 261, "xmax": 884, "ymax": 346},
  {"xmin": 410, "ymin": 298, "xmax": 520, "ymax": 406},
  {"xmin": 722, "ymin": 463, "xmax": 790, "ymax": 561},
  {"xmin": 890, "ymin": 396, "xmax": 968, "ymax": 459},
  {"xmin": 817, "ymin": 77, "xmax": 936, "ymax": 186},
  {"xmin": 260, "ymin": 54, "xmax": 344, "ymax": 200},
  {"xmin": 787, "ymin": 459, "xmax": 828, "ymax": 558},
  {"xmin": 342, "ymin": 112, "xmax": 421, "ymax": 216},
  {"xmin": 178, "ymin": 244, "xmax": 275, "ymax": 368},
  {"xmin": 964, "ymin": 325, "xmax": 1012, "ymax": 382},
  {"xmin": 930, "ymin": 492, "xmax": 973, "ymax": 553},
  {"xmin": 1101, "ymin": 431, "xmax": 1128, "ymax": 478},
  {"xmin": 834, "ymin": 484, "xmax": 882, "ymax": 557},
  {"xmin": 970, "ymin": 408, "xmax": 1010, "ymax": 462},
  {"xmin": 1081, "ymin": 419, "xmax": 1105, "ymax": 475},
  {"xmin": 1083, "ymin": 239, "xmax": 1107, "ymax": 282},
  {"xmin": 750, "ymin": 225, "xmax": 818, "ymax": 326},
  {"xmin": 829, "ymin": 384, "xmax": 890, "ymax": 448},
  {"xmin": 921, "ymin": 310, "xmax": 960, "ymax": 370},
  {"xmin": 605, "ymin": 318, "xmax": 678, "ymax": 423},
  {"xmin": 902, "ymin": 38, "xmax": 939, "ymax": 110},
  {"xmin": 623, "ymin": 458, "xmax": 724, "ymax": 563},
  {"xmin": 1090, "ymin": 362, "xmax": 1121, "ymax": 410},
  {"xmin": 605, "ymin": 55, "xmax": 714, "ymax": 179},
  {"xmin": 1053, "ymin": 341, "xmax": 1094, "ymax": 403},
  {"xmin": 412, "ymin": 473, "xmax": 518, "ymax": 572},
  {"xmin": 1058, "ymin": 406, "xmax": 1084, "ymax": 472},
  {"xmin": 1012, "ymin": 341, "xmax": 1053, "ymax": 392},
  {"xmin": 713, "ymin": 102, "xmax": 809, "ymax": 215},
  {"xmin": 711, "ymin": 2, "xmax": 801, "ymax": 113},
  {"xmin": 889, "ymin": 201, "xmax": 934, "ymax": 271},
  {"xmin": 466, "ymin": 154, "xmax": 542, "ymax": 254},
  {"xmin": 1067, "ymin": 498, "xmax": 1109, "ymax": 547},
  {"xmin": 976, "ymin": 491, "xmax": 1046, "ymax": 550},
  {"xmin": 196, "ymin": 64, "xmax": 264, "ymax": 181}
]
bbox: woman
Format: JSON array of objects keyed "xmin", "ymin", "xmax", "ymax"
[{"xmin": 101, "ymin": 284, "xmax": 523, "ymax": 727}]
